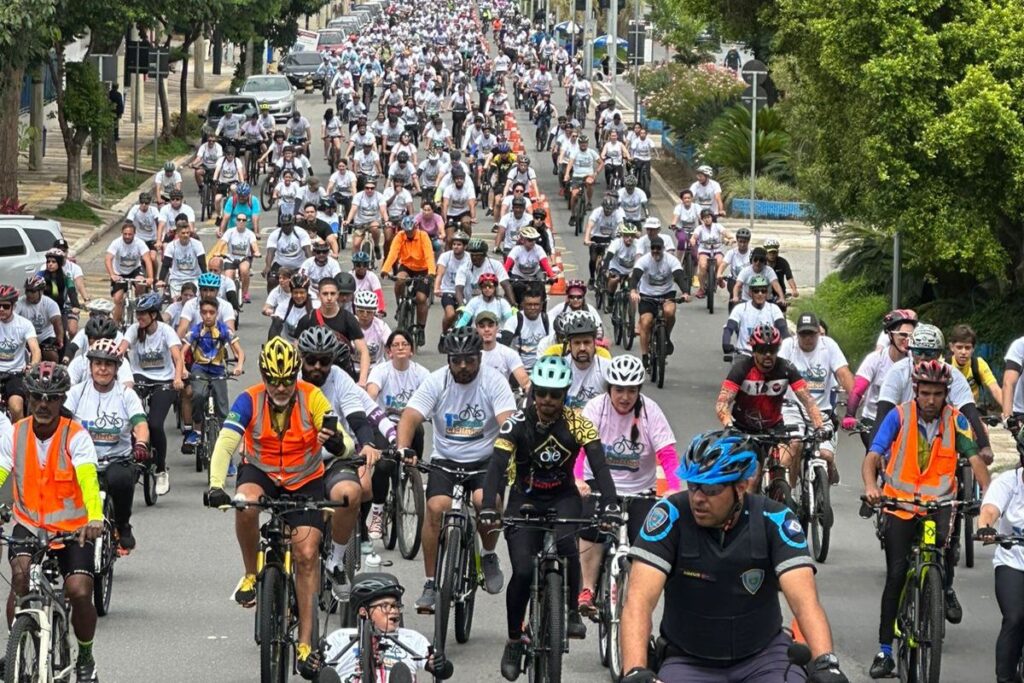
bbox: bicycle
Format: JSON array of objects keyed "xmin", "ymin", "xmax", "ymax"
[
  {"xmin": 861, "ymin": 496, "xmax": 972, "ymax": 683},
  {"xmin": 246, "ymin": 142, "xmax": 262, "ymax": 186},
  {"xmin": 955, "ymin": 454, "xmax": 982, "ymax": 569},
  {"xmin": 217, "ymin": 495, "xmax": 347, "ymax": 683},
  {"xmin": 261, "ymin": 168, "xmax": 279, "ymax": 211},
  {"xmin": 976, "ymin": 532, "xmax": 1024, "ymax": 682},
  {"xmin": 570, "ymin": 181, "xmax": 588, "ymax": 237},
  {"xmin": 1, "ymin": 513, "xmax": 81, "ymax": 683},
  {"xmin": 199, "ymin": 176, "xmax": 216, "ymax": 222},
  {"xmin": 610, "ymin": 278, "xmax": 636, "ymax": 351},
  {"xmin": 501, "ymin": 505, "xmax": 602, "ymax": 683},
  {"xmin": 793, "ymin": 430, "xmax": 833, "ymax": 563},
  {"xmin": 393, "ymin": 455, "xmax": 425, "ymax": 561},
  {"xmin": 535, "ymin": 115, "xmax": 550, "ymax": 152},
  {"xmin": 592, "ymin": 248, "xmax": 609, "ymax": 314},
  {"xmin": 413, "ymin": 460, "xmax": 488, "ymax": 652},
  {"xmin": 118, "ymin": 276, "xmax": 150, "ymax": 333},
  {"xmin": 92, "ymin": 480, "xmax": 118, "ymax": 617},
  {"xmin": 321, "ymin": 614, "xmax": 428, "ymax": 683},
  {"xmin": 639, "ymin": 295, "xmax": 684, "ymax": 389},
  {"xmin": 387, "ymin": 274, "xmax": 430, "ymax": 351},
  {"xmin": 748, "ymin": 425, "xmax": 802, "ymax": 510},
  {"xmin": 190, "ymin": 373, "xmax": 239, "ymax": 476}
]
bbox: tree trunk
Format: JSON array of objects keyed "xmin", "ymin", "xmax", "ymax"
[
  {"xmin": 0, "ymin": 64, "xmax": 24, "ymax": 202},
  {"xmin": 176, "ymin": 51, "xmax": 191, "ymax": 139},
  {"xmin": 158, "ymin": 73, "xmax": 171, "ymax": 140},
  {"xmin": 66, "ymin": 142, "xmax": 83, "ymax": 203},
  {"xmin": 90, "ymin": 134, "xmax": 122, "ymax": 184}
]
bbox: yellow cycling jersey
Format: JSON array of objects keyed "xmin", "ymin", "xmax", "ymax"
[
  {"xmin": 952, "ymin": 356, "xmax": 998, "ymax": 403},
  {"xmin": 541, "ymin": 343, "xmax": 612, "ymax": 360}
]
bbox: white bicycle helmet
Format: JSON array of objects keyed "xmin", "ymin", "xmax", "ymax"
[
  {"xmin": 909, "ymin": 323, "xmax": 944, "ymax": 352},
  {"xmin": 603, "ymin": 355, "xmax": 645, "ymax": 387},
  {"xmin": 354, "ymin": 290, "xmax": 378, "ymax": 310},
  {"xmin": 87, "ymin": 298, "xmax": 115, "ymax": 315},
  {"xmin": 696, "ymin": 165, "xmax": 714, "ymax": 178},
  {"xmin": 643, "ymin": 217, "xmax": 662, "ymax": 231}
]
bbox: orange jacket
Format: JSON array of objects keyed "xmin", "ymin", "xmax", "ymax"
[
  {"xmin": 381, "ymin": 229, "xmax": 437, "ymax": 275},
  {"xmin": 12, "ymin": 417, "xmax": 89, "ymax": 533},
  {"xmin": 881, "ymin": 401, "xmax": 959, "ymax": 520},
  {"xmin": 241, "ymin": 381, "xmax": 325, "ymax": 490}
]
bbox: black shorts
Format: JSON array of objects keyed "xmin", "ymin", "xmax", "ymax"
[
  {"xmin": 8, "ymin": 524, "xmax": 94, "ymax": 577},
  {"xmin": 324, "ymin": 458, "xmax": 362, "ymax": 492},
  {"xmin": 223, "ymin": 256, "xmax": 253, "ymax": 270},
  {"xmin": 639, "ymin": 293, "xmax": 673, "ymax": 318},
  {"xmin": 397, "ymin": 267, "xmax": 431, "ymax": 295},
  {"xmin": 110, "ymin": 267, "xmax": 144, "ymax": 294},
  {"xmin": 236, "ymin": 463, "xmax": 325, "ymax": 528},
  {"xmin": 441, "ymin": 293, "xmax": 458, "ymax": 310},
  {"xmin": 425, "ymin": 457, "xmax": 491, "ymax": 500},
  {"xmin": 2, "ymin": 373, "xmax": 27, "ymax": 403},
  {"xmin": 578, "ymin": 486, "xmax": 657, "ymax": 543}
]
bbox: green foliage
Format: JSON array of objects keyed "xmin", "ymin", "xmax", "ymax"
[
  {"xmin": 170, "ymin": 110, "xmax": 204, "ymax": 141},
  {"xmin": 42, "ymin": 200, "xmax": 101, "ymax": 225},
  {"xmin": 701, "ymin": 104, "xmax": 791, "ymax": 179},
  {"xmin": 139, "ymin": 136, "xmax": 192, "ymax": 160},
  {"xmin": 82, "ymin": 170, "xmax": 149, "ymax": 200},
  {"xmin": 639, "ymin": 63, "xmax": 744, "ymax": 143},
  {"xmin": 677, "ymin": 0, "xmax": 775, "ymax": 58},
  {"xmin": 645, "ymin": 0, "xmax": 712, "ymax": 63},
  {"xmin": 790, "ymin": 273, "xmax": 889, "ymax": 367},
  {"xmin": 773, "ymin": 0, "xmax": 1024, "ymax": 287},
  {"xmin": 63, "ymin": 62, "xmax": 115, "ymax": 142},
  {"xmin": 720, "ymin": 173, "xmax": 804, "ymax": 203},
  {"xmin": 831, "ymin": 222, "xmax": 925, "ymax": 303},
  {"xmin": 0, "ymin": 0, "xmax": 57, "ymax": 70}
]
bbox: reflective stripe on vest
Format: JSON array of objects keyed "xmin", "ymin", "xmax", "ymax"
[
  {"xmin": 12, "ymin": 417, "xmax": 88, "ymax": 533},
  {"xmin": 242, "ymin": 382, "xmax": 324, "ymax": 489},
  {"xmin": 881, "ymin": 401, "xmax": 958, "ymax": 519}
]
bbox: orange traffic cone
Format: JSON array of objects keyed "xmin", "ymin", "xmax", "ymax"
[{"xmin": 549, "ymin": 250, "xmax": 566, "ymax": 295}]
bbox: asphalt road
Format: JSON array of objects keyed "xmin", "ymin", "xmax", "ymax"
[{"xmin": 12, "ymin": 67, "xmax": 1005, "ymax": 683}]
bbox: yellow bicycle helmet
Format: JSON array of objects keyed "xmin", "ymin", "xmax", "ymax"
[{"xmin": 259, "ymin": 336, "xmax": 300, "ymax": 380}]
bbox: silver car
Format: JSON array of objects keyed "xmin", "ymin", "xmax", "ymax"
[
  {"xmin": 238, "ymin": 75, "xmax": 296, "ymax": 122},
  {"xmin": 0, "ymin": 216, "xmax": 65, "ymax": 289}
]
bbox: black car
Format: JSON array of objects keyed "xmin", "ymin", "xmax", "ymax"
[
  {"xmin": 280, "ymin": 51, "xmax": 325, "ymax": 87},
  {"xmin": 201, "ymin": 96, "xmax": 259, "ymax": 136}
]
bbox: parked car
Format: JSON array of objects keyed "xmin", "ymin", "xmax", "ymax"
[
  {"xmin": 0, "ymin": 216, "xmax": 65, "ymax": 288},
  {"xmin": 200, "ymin": 96, "xmax": 259, "ymax": 136},
  {"xmin": 327, "ymin": 17, "xmax": 360, "ymax": 32},
  {"xmin": 237, "ymin": 75, "xmax": 296, "ymax": 122},
  {"xmin": 352, "ymin": 3, "xmax": 381, "ymax": 18},
  {"xmin": 316, "ymin": 30, "xmax": 347, "ymax": 53},
  {"xmin": 279, "ymin": 51, "xmax": 326, "ymax": 87},
  {"xmin": 348, "ymin": 9, "xmax": 373, "ymax": 26}
]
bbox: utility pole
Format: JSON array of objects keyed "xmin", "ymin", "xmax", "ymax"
[
  {"xmin": 608, "ymin": 0, "xmax": 618, "ymax": 102},
  {"xmin": 583, "ymin": 0, "xmax": 594, "ymax": 80},
  {"xmin": 741, "ymin": 59, "xmax": 767, "ymax": 231}
]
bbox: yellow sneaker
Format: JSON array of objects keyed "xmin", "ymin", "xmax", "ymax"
[{"xmin": 233, "ymin": 574, "xmax": 257, "ymax": 607}]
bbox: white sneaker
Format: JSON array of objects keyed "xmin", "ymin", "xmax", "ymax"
[
  {"xmin": 155, "ymin": 471, "xmax": 170, "ymax": 496},
  {"xmin": 368, "ymin": 509, "xmax": 384, "ymax": 540}
]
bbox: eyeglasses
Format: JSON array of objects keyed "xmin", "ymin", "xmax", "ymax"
[
  {"xmin": 533, "ymin": 387, "xmax": 565, "ymax": 400},
  {"xmin": 447, "ymin": 355, "xmax": 479, "ymax": 366},
  {"xmin": 29, "ymin": 392, "xmax": 64, "ymax": 403},
  {"xmin": 236, "ymin": 217, "xmax": 248, "ymax": 222},
  {"xmin": 368, "ymin": 601, "xmax": 403, "ymax": 612},
  {"xmin": 304, "ymin": 355, "xmax": 334, "ymax": 367},
  {"xmin": 687, "ymin": 481, "xmax": 727, "ymax": 496}
]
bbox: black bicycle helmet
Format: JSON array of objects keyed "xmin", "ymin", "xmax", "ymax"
[
  {"xmin": 562, "ymin": 310, "xmax": 598, "ymax": 338},
  {"xmin": 335, "ymin": 272, "xmax": 357, "ymax": 295},
  {"xmin": 350, "ymin": 573, "xmax": 405, "ymax": 611},
  {"xmin": 442, "ymin": 327, "xmax": 483, "ymax": 355},
  {"xmin": 297, "ymin": 326, "xmax": 345, "ymax": 360},
  {"xmin": 84, "ymin": 316, "xmax": 119, "ymax": 340},
  {"xmin": 24, "ymin": 361, "xmax": 71, "ymax": 395},
  {"xmin": 467, "ymin": 239, "xmax": 488, "ymax": 255},
  {"xmin": 136, "ymin": 292, "xmax": 164, "ymax": 314}
]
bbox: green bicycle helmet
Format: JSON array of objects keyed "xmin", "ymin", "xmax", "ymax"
[{"xmin": 530, "ymin": 355, "xmax": 573, "ymax": 389}]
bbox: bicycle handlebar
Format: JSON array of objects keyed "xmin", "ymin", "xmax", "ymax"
[
  {"xmin": 976, "ymin": 533, "xmax": 1024, "ymax": 547},
  {"xmin": 859, "ymin": 495, "xmax": 973, "ymax": 513},
  {"xmin": 219, "ymin": 494, "xmax": 350, "ymax": 513}
]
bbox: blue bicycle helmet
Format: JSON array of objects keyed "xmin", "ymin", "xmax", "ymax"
[
  {"xmin": 352, "ymin": 251, "xmax": 371, "ymax": 265},
  {"xmin": 401, "ymin": 216, "xmax": 415, "ymax": 231},
  {"xmin": 236, "ymin": 182, "xmax": 251, "ymax": 197},
  {"xmin": 677, "ymin": 430, "xmax": 758, "ymax": 484},
  {"xmin": 198, "ymin": 272, "xmax": 222, "ymax": 289},
  {"xmin": 136, "ymin": 292, "xmax": 164, "ymax": 314},
  {"xmin": 496, "ymin": 142, "xmax": 511, "ymax": 154}
]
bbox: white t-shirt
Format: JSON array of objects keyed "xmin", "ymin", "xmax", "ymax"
[
  {"xmin": 482, "ymin": 343, "xmax": 524, "ymax": 380},
  {"xmin": 69, "ymin": 329, "xmax": 125, "ymax": 359},
  {"xmin": 268, "ymin": 227, "xmax": 313, "ymax": 270},
  {"xmin": 605, "ymin": 237, "xmax": 640, "ymax": 274},
  {"xmin": 223, "ymin": 229, "xmax": 258, "ymax": 261},
  {"xmin": 357, "ymin": 317, "xmax": 392, "ymax": 368},
  {"xmin": 124, "ymin": 322, "xmax": 181, "ymax": 381},
  {"xmin": 178, "ymin": 297, "xmax": 236, "ymax": 330},
  {"xmin": 353, "ymin": 191, "xmax": 385, "ymax": 224},
  {"xmin": 617, "ymin": 187, "xmax": 647, "ymax": 222},
  {"xmin": 367, "ymin": 361, "xmax": 431, "ymax": 416},
  {"xmin": 405, "ymin": 366, "xmax": 517, "ymax": 462},
  {"xmin": 693, "ymin": 223, "xmax": 726, "ymax": 254},
  {"xmin": 442, "ymin": 183, "xmax": 474, "ymax": 216},
  {"xmin": 672, "ymin": 203, "xmax": 700, "ymax": 230},
  {"xmin": 1006, "ymin": 337, "xmax": 1024, "ymax": 414},
  {"xmin": 722, "ymin": 247, "xmax": 751, "ymax": 280},
  {"xmin": 779, "ymin": 336, "xmax": 848, "ymax": 410},
  {"xmin": 0, "ymin": 426, "xmax": 98, "ymax": 476},
  {"xmin": 690, "ymin": 179, "xmax": 722, "ymax": 211},
  {"xmin": 735, "ymin": 264, "xmax": 779, "ymax": 301},
  {"xmin": 16, "ymin": 297, "xmax": 60, "ymax": 342},
  {"xmin": 319, "ymin": 366, "xmax": 372, "ymax": 441},
  {"xmin": 567, "ymin": 357, "xmax": 610, "ymax": 412},
  {"xmin": 127, "ymin": 205, "xmax": 160, "ymax": 242},
  {"xmin": 502, "ymin": 313, "xmax": 548, "ymax": 371},
  {"xmin": 727, "ymin": 302, "xmax": 785, "ymax": 354},
  {"xmin": 506, "ymin": 244, "xmax": 548, "ymax": 279},
  {"xmin": 633, "ymin": 252, "xmax": 683, "ymax": 297},
  {"xmin": 300, "ymin": 256, "xmax": 343, "ymax": 289},
  {"xmin": 983, "ymin": 470, "xmax": 1024, "ymax": 571},
  {"xmin": 154, "ymin": 170, "xmax": 183, "ymax": 189},
  {"xmin": 273, "ymin": 298, "xmax": 317, "ymax": 341},
  {"xmin": 878, "ymin": 357, "xmax": 974, "ymax": 409},
  {"xmin": 106, "ymin": 237, "xmax": 149, "ymax": 275},
  {"xmin": 0, "ymin": 315, "xmax": 36, "ymax": 372},
  {"xmin": 855, "ymin": 349, "xmax": 899, "ymax": 421},
  {"xmin": 65, "ymin": 381, "xmax": 145, "ymax": 461},
  {"xmin": 158, "ymin": 203, "xmax": 196, "ymax": 229},
  {"xmin": 165, "ymin": 238, "xmax": 206, "ymax": 284},
  {"xmin": 436, "ymin": 251, "xmax": 468, "ymax": 294},
  {"xmin": 324, "ymin": 627, "xmax": 430, "ymax": 681},
  {"xmin": 455, "ymin": 258, "xmax": 511, "ymax": 298}
]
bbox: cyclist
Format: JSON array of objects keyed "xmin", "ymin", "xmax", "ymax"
[
  {"xmin": 500, "ymin": 286, "xmax": 549, "ymax": 372},
  {"xmin": 19, "ymin": 276, "xmax": 63, "ymax": 362},
  {"xmin": 457, "ymin": 272, "xmax": 514, "ymax": 328},
  {"xmin": 327, "ymin": 158, "xmax": 358, "ymax": 219},
  {"xmin": 294, "ymin": 277, "xmax": 372, "ymax": 386},
  {"xmin": 264, "ymin": 214, "xmax": 313, "ymax": 293},
  {"xmin": 555, "ymin": 311, "xmax": 610, "ymax": 411},
  {"xmin": 158, "ymin": 217, "xmax": 208, "ymax": 298},
  {"xmin": 440, "ymin": 169, "xmax": 477, "ymax": 241},
  {"xmin": 764, "ymin": 238, "xmax": 799, "ymax": 300},
  {"xmin": 435, "ymin": 231, "xmax": 471, "ymax": 335},
  {"xmin": 503, "ymin": 225, "xmax": 557, "ymax": 305},
  {"xmin": 547, "ymin": 279, "xmax": 605, "ymax": 340},
  {"xmin": 862, "ymin": 359, "xmax": 990, "ymax": 678},
  {"xmin": 300, "ymin": 241, "xmax": 343, "ymax": 296},
  {"xmin": 322, "ymin": 107, "xmax": 345, "ymax": 162},
  {"xmin": 381, "ymin": 216, "xmax": 436, "ymax": 348},
  {"xmin": 366, "ymin": 330, "xmax": 431, "ymax": 457},
  {"xmin": 352, "ymin": 291, "xmax": 391, "ymax": 370},
  {"xmin": 0, "ymin": 362, "xmax": 105, "ymax": 683},
  {"xmin": 322, "ymin": 573, "xmax": 453, "ymax": 680},
  {"xmin": 495, "ymin": 195, "xmax": 531, "ymax": 255},
  {"xmin": 268, "ymin": 274, "xmax": 314, "ymax": 342},
  {"xmin": 564, "ymin": 134, "xmax": 603, "ymax": 226},
  {"xmin": 212, "ymin": 146, "xmax": 245, "ymax": 224},
  {"xmin": 65, "ymin": 339, "xmax": 150, "ymax": 553},
  {"xmin": 66, "ymin": 316, "xmax": 132, "ymax": 387},
  {"xmin": 478, "ymin": 355, "xmax": 620, "ymax": 679},
  {"xmin": 396, "ymin": 327, "xmax": 517, "ymax": 612},
  {"xmin": 629, "ymin": 234, "xmax": 690, "ymax": 369},
  {"xmin": 732, "ymin": 247, "xmax": 785, "ymax": 304},
  {"xmin": 105, "ymin": 222, "xmax": 154, "ymax": 326},
  {"xmin": 153, "ymin": 161, "xmax": 182, "ymax": 206},
  {"xmin": 599, "ymin": 222, "xmax": 643, "ymax": 311},
  {"xmin": 617, "ymin": 173, "xmax": 648, "ymax": 230},
  {"xmin": 629, "ymin": 127, "xmax": 655, "ymax": 193},
  {"xmin": 475, "ymin": 310, "xmax": 530, "ymax": 392},
  {"xmin": 127, "ymin": 192, "xmax": 161, "ymax": 252},
  {"xmin": 946, "ymin": 324, "xmax": 1003, "ymax": 412},
  {"xmin": 583, "ymin": 194, "xmax": 625, "ymax": 287},
  {"xmin": 620, "ymin": 430, "xmax": 849, "ymax": 683},
  {"xmin": 455, "ymin": 239, "xmax": 515, "ymax": 304},
  {"xmin": 690, "ymin": 165, "xmax": 725, "ymax": 219},
  {"xmin": 1003, "ymin": 333, "xmax": 1024, "ymax": 429},
  {"xmin": 722, "ymin": 274, "xmax": 788, "ymax": 357},
  {"xmin": 778, "ymin": 313, "xmax": 854, "ymax": 486},
  {"xmin": 351, "ymin": 252, "xmax": 385, "ymax": 315},
  {"xmin": 219, "ymin": 182, "xmax": 263, "ymax": 239},
  {"xmin": 718, "ymin": 227, "xmax": 752, "ymax": 310},
  {"xmin": 600, "ymin": 129, "xmax": 630, "ymax": 188},
  {"xmin": 192, "ymin": 133, "xmax": 224, "ymax": 193},
  {"xmin": 156, "ymin": 190, "xmax": 196, "ymax": 245},
  {"xmin": 175, "ymin": 272, "xmax": 237, "ymax": 342},
  {"xmin": 345, "ymin": 175, "xmax": 388, "ymax": 262},
  {"xmin": 976, "ymin": 430, "xmax": 1024, "ymax": 683},
  {"xmin": 690, "ymin": 208, "xmax": 733, "ymax": 299},
  {"xmin": 285, "ymin": 110, "xmax": 313, "ymax": 159},
  {"xmin": 842, "ymin": 310, "xmax": 918, "ymax": 449},
  {"xmin": 221, "ymin": 213, "xmax": 262, "ymax": 306},
  {"xmin": 575, "ymin": 355, "xmax": 680, "ymax": 615},
  {"xmin": 0, "ymin": 284, "xmax": 40, "ymax": 420},
  {"xmin": 503, "ymin": 155, "xmax": 539, "ymax": 201},
  {"xmin": 205, "ymin": 337, "xmax": 342, "ymax": 680}
]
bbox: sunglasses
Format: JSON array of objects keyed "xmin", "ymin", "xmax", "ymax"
[
  {"xmin": 0, "ymin": 303, "xmax": 12, "ymax": 311},
  {"xmin": 533, "ymin": 387, "xmax": 565, "ymax": 400},
  {"xmin": 567, "ymin": 294, "xmax": 584, "ymax": 301},
  {"xmin": 304, "ymin": 355, "xmax": 334, "ymax": 367},
  {"xmin": 29, "ymin": 392, "xmax": 64, "ymax": 403},
  {"xmin": 750, "ymin": 288, "xmax": 768, "ymax": 295},
  {"xmin": 448, "ymin": 354, "xmax": 479, "ymax": 366},
  {"xmin": 911, "ymin": 348, "xmax": 941, "ymax": 359},
  {"xmin": 263, "ymin": 376, "xmax": 295, "ymax": 387},
  {"xmin": 752, "ymin": 345, "xmax": 779, "ymax": 356},
  {"xmin": 687, "ymin": 481, "xmax": 727, "ymax": 496}
]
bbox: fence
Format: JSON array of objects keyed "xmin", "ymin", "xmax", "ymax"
[
  {"xmin": 19, "ymin": 61, "xmax": 57, "ymax": 114},
  {"xmin": 730, "ymin": 198, "xmax": 809, "ymax": 220}
]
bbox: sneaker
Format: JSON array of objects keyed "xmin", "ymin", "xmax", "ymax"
[
  {"xmin": 182, "ymin": 430, "xmax": 198, "ymax": 454},
  {"xmin": 415, "ymin": 326, "xmax": 426, "ymax": 348},
  {"xmin": 666, "ymin": 340, "xmax": 675, "ymax": 355},
  {"xmin": 75, "ymin": 659, "xmax": 100, "ymax": 683},
  {"xmin": 827, "ymin": 461, "xmax": 840, "ymax": 486},
  {"xmin": 415, "ymin": 581, "xmax": 437, "ymax": 614},
  {"xmin": 567, "ymin": 611, "xmax": 587, "ymax": 639},
  {"xmin": 233, "ymin": 573, "xmax": 257, "ymax": 607},
  {"xmin": 945, "ymin": 588, "xmax": 963, "ymax": 624},
  {"xmin": 642, "ymin": 354, "xmax": 650, "ymax": 369},
  {"xmin": 296, "ymin": 643, "xmax": 322, "ymax": 680},
  {"xmin": 368, "ymin": 509, "xmax": 384, "ymax": 540},
  {"xmin": 482, "ymin": 554, "xmax": 505, "ymax": 594},
  {"xmin": 695, "ymin": 288, "xmax": 706, "ymax": 299},
  {"xmin": 155, "ymin": 471, "xmax": 170, "ymax": 496},
  {"xmin": 243, "ymin": 292, "xmax": 252, "ymax": 304},
  {"xmin": 869, "ymin": 652, "xmax": 895, "ymax": 679},
  {"xmin": 226, "ymin": 461, "xmax": 237, "ymax": 478},
  {"xmin": 117, "ymin": 525, "xmax": 136, "ymax": 553},
  {"xmin": 500, "ymin": 638, "xmax": 527, "ymax": 681},
  {"xmin": 577, "ymin": 588, "xmax": 597, "ymax": 618}
]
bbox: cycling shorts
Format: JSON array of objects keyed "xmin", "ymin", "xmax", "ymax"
[
  {"xmin": 110, "ymin": 267, "xmax": 144, "ymax": 295},
  {"xmin": 638, "ymin": 293, "xmax": 674, "ymax": 318},
  {"xmin": 425, "ymin": 457, "xmax": 490, "ymax": 500},
  {"xmin": 657, "ymin": 631, "xmax": 806, "ymax": 682},
  {"xmin": 236, "ymin": 463, "xmax": 325, "ymax": 529},
  {"xmin": 782, "ymin": 402, "xmax": 837, "ymax": 453},
  {"xmin": 325, "ymin": 458, "xmax": 362, "ymax": 492},
  {"xmin": 8, "ymin": 524, "xmax": 93, "ymax": 578}
]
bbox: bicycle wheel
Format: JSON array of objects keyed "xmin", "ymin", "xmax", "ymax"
[
  {"xmin": 203, "ymin": 415, "xmax": 220, "ymax": 473},
  {"xmin": 611, "ymin": 293, "xmax": 624, "ymax": 347},
  {"xmin": 93, "ymin": 496, "xmax": 116, "ymax": 616},
  {"xmin": 594, "ymin": 270, "xmax": 606, "ymax": 313},
  {"xmin": 624, "ymin": 298, "xmax": 636, "ymax": 351},
  {"xmin": 261, "ymin": 176, "xmax": 275, "ymax": 210},
  {"xmin": 961, "ymin": 463, "xmax": 976, "ymax": 568},
  {"xmin": 5, "ymin": 615, "xmax": 41, "ymax": 683},
  {"xmin": 397, "ymin": 465, "xmax": 424, "ymax": 559},
  {"xmin": 608, "ymin": 565, "xmax": 629, "ymax": 681},
  {"xmin": 706, "ymin": 261, "xmax": 715, "ymax": 314},
  {"xmin": 142, "ymin": 462, "xmax": 158, "ymax": 507},
  {"xmin": 654, "ymin": 324, "xmax": 667, "ymax": 389},
  {"xmin": 543, "ymin": 570, "xmax": 565, "ymax": 683},
  {"xmin": 917, "ymin": 567, "xmax": 946, "ymax": 683},
  {"xmin": 896, "ymin": 580, "xmax": 917, "ymax": 683},
  {"xmin": 454, "ymin": 541, "xmax": 477, "ymax": 643},
  {"xmin": 359, "ymin": 619, "xmax": 375, "ymax": 683},
  {"xmin": 809, "ymin": 464, "xmax": 831, "ymax": 563},
  {"xmin": 383, "ymin": 470, "xmax": 399, "ymax": 551},
  {"xmin": 596, "ymin": 554, "xmax": 612, "ymax": 667},
  {"xmin": 434, "ymin": 524, "xmax": 461, "ymax": 652},
  {"xmin": 344, "ymin": 523, "xmax": 361, "ymax": 585},
  {"xmin": 765, "ymin": 471, "xmax": 793, "ymax": 509},
  {"xmin": 257, "ymin": 566, "xmax": 290, "ymax": 683}
]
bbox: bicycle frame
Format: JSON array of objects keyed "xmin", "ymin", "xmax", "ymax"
[{"xmin": 896, "ymin": 518, "xmax": 946, "ymax": 648}]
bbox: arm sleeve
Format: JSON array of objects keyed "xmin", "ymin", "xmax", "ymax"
[
  {"xmin": 484, "ymin": 438, "xmax": 514, "ymax": 507},
  {"xmin": 75, "ymin": 463, "xmax": 104, "ymax": 522},
  {"xmin": 346, "ymin": 412, "xmax": 377, "ymax": 447},
  {"xmin": 656, "ymin": 444, "xmax": 681, "ymax": 491},
  {"xmin": 671, "ymin": 268, "xmax": 690, "ymax": 296},
  {"xmin": 960, "ymin": 402, "xmax": 990, "ymax": 449},
  {"xmin": 870, "ymin": 400, "xmax": 896, "ymax": 445},
  {"xmin": 539, "ymin": 257, "xmax": 556, "ymax": 278},
  {"xmin": 722, "ymin": 319, "xmax": 739, "ymax": 351},
  {"xmin": 774, "ymin": 318, "xmax": 789, "ymax": 340},
  {"xmin": 845, "ymin": 375, "xmax": 872, "ymax": 416},
  {"xmin": 584, "ymin": 439, "xmax": 617, "ymax": 503},
  {"xmin": 158, "ymin": 255, "xmax": 172, "ymax": 282},
  {"xmin": 209, "ymin": 429, "xmax": 243, "ymax": 489}
]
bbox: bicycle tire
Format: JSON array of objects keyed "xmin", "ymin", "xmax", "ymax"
[
  {"xmin": 94, "ymin": 496, "xmax": 116, "ymax": 616},
  {"xmin": 961, "ymin": 463, "xmax": 976, "ymax": 568},
  {"xmin": 434, "ymin": 524, "xmax": 461, "ymax": 653},
  {"xmin": 5, "ymin": 614, "xmax": 41, "ymax": 683},
  {"xmin": 655, "ymin": 324, "xmax": 667, "ymax": 389},
  {"xmin": 454, "ymin": 542, "xmax": 477, "ymax": 643},
  {"xmin": 809, "ymin": 464, "xmax": 831, "ymax": 563},
  {"xmin": 258, "ymin": 566, "xmax": 290, "ymax": 683},
  {"xmin": 142, "ymin": 463, "xmax": 158, "ymax": 506},
  {"xmin": 594, "ymin": 269, "xmax": 606, "ymax": 313},
  {"xmin": 706, "ymin": 259, "xmax": 715, "ymax": 314},
  {"xmin": 611, "ymin": 293, "xmax": 624, "ymax": 347},
  {"xmin": 383, "ymin": 469, "xmax": 399, "ymax": 551},
  {"xmin": 261, "ymin": 176, "xmax": 275, "ymax": 210},
  {"xmin": 608, "ymin": 564, "xmax": 628, "ymax": 681},
  {"xmin": 397, "ymin": 465, "xmax": 424, "ymax": 560},
  {"xmin": 544, "ymin": 569, "xmax": 565, "ymax": 683},
  {"xmin": 203, "ymin": 414, "xmax": 220, "ymax": 473},
  {"xmin": 765, "ymin": 473, "xmax": 793, "ymax": 509},
  {"xmin": 917, "ymin": 566, "xmax": 945, "ymax": 683},
  {"xmin": 596, "ymin": 553, "xmax": 612, "ymax": 667},
  {"xmin": 359, "ymin": 617, "xmax": 375, "ymax": 683},
  {"xmin": 344, "ymin": 523, "xmax": 361, "ymax": 586}
]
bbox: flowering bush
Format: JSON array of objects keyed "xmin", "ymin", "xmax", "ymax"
[
  {"xmin": 633, "ymin": 63, "xmax": 744, "ymax": 143},
  {"xmin": 0, "ymin": 198, "xmax": 27, "ymax": 215}
]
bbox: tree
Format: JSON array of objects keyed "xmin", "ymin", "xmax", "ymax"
[
  {"xmin": 774, "ymin": 0, "xmax": 1024, "ymax": 287},
  {"xmin": 49, "ymin": 57, "xmax": 115, "ymax": 201},
  {"xmin": 679, "ymin": 0, "xmax": 775, "ymax": 59},
  {"xmin": 645, "ymin": 0, "xmax": 711, "ymax": 64}
]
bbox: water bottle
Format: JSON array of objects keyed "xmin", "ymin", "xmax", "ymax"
[{"xmin": 364, "ymin": 548, "xmax": 382, "ymax": 570}]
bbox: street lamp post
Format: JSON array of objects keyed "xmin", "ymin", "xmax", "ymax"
[{"xmin": 740, "ymin": 59, "xmax": 767, "ymax": 232}]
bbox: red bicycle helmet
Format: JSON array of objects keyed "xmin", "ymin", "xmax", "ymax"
[
  {"xmin": 0, "ymin": 285, "xmax": 19, "ymax": 303},
  {"xmin": 882, "ymin": 308, "xmax": 918, "ymax": 331},
  {"xmin": 750, "ymin": 323, "xmax": 781, "ymax": 348},
  {"xmin": 911, "ymin": 359, "xmax": 952, "ymax": 386},
  {"xmin": 478, "ymin": 272, "xmax": 499, "ymax": 286}
]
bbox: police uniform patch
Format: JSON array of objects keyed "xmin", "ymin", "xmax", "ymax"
[
  {"xmin": 764, "ymin": 509, "xmax": 808, "ymax": 549},
  {"xmin": 640, "ymin": 501, "xmax": 679, "ymax": 542},
  {"xmin": 741, "ymin": 568, "xmax": 765, "ymax": 595}
]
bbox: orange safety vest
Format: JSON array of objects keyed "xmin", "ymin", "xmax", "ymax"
[
  {"xmin": 881, "ymin": 401, "xmax": 959, "ymax": 520},
  {"xmin": 11, "ymin": 417, "xmax": 89, "ymax": 533},
  {"xmin": 240, "ymin": 381, "xmax": 324, "ymax": 490}
]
